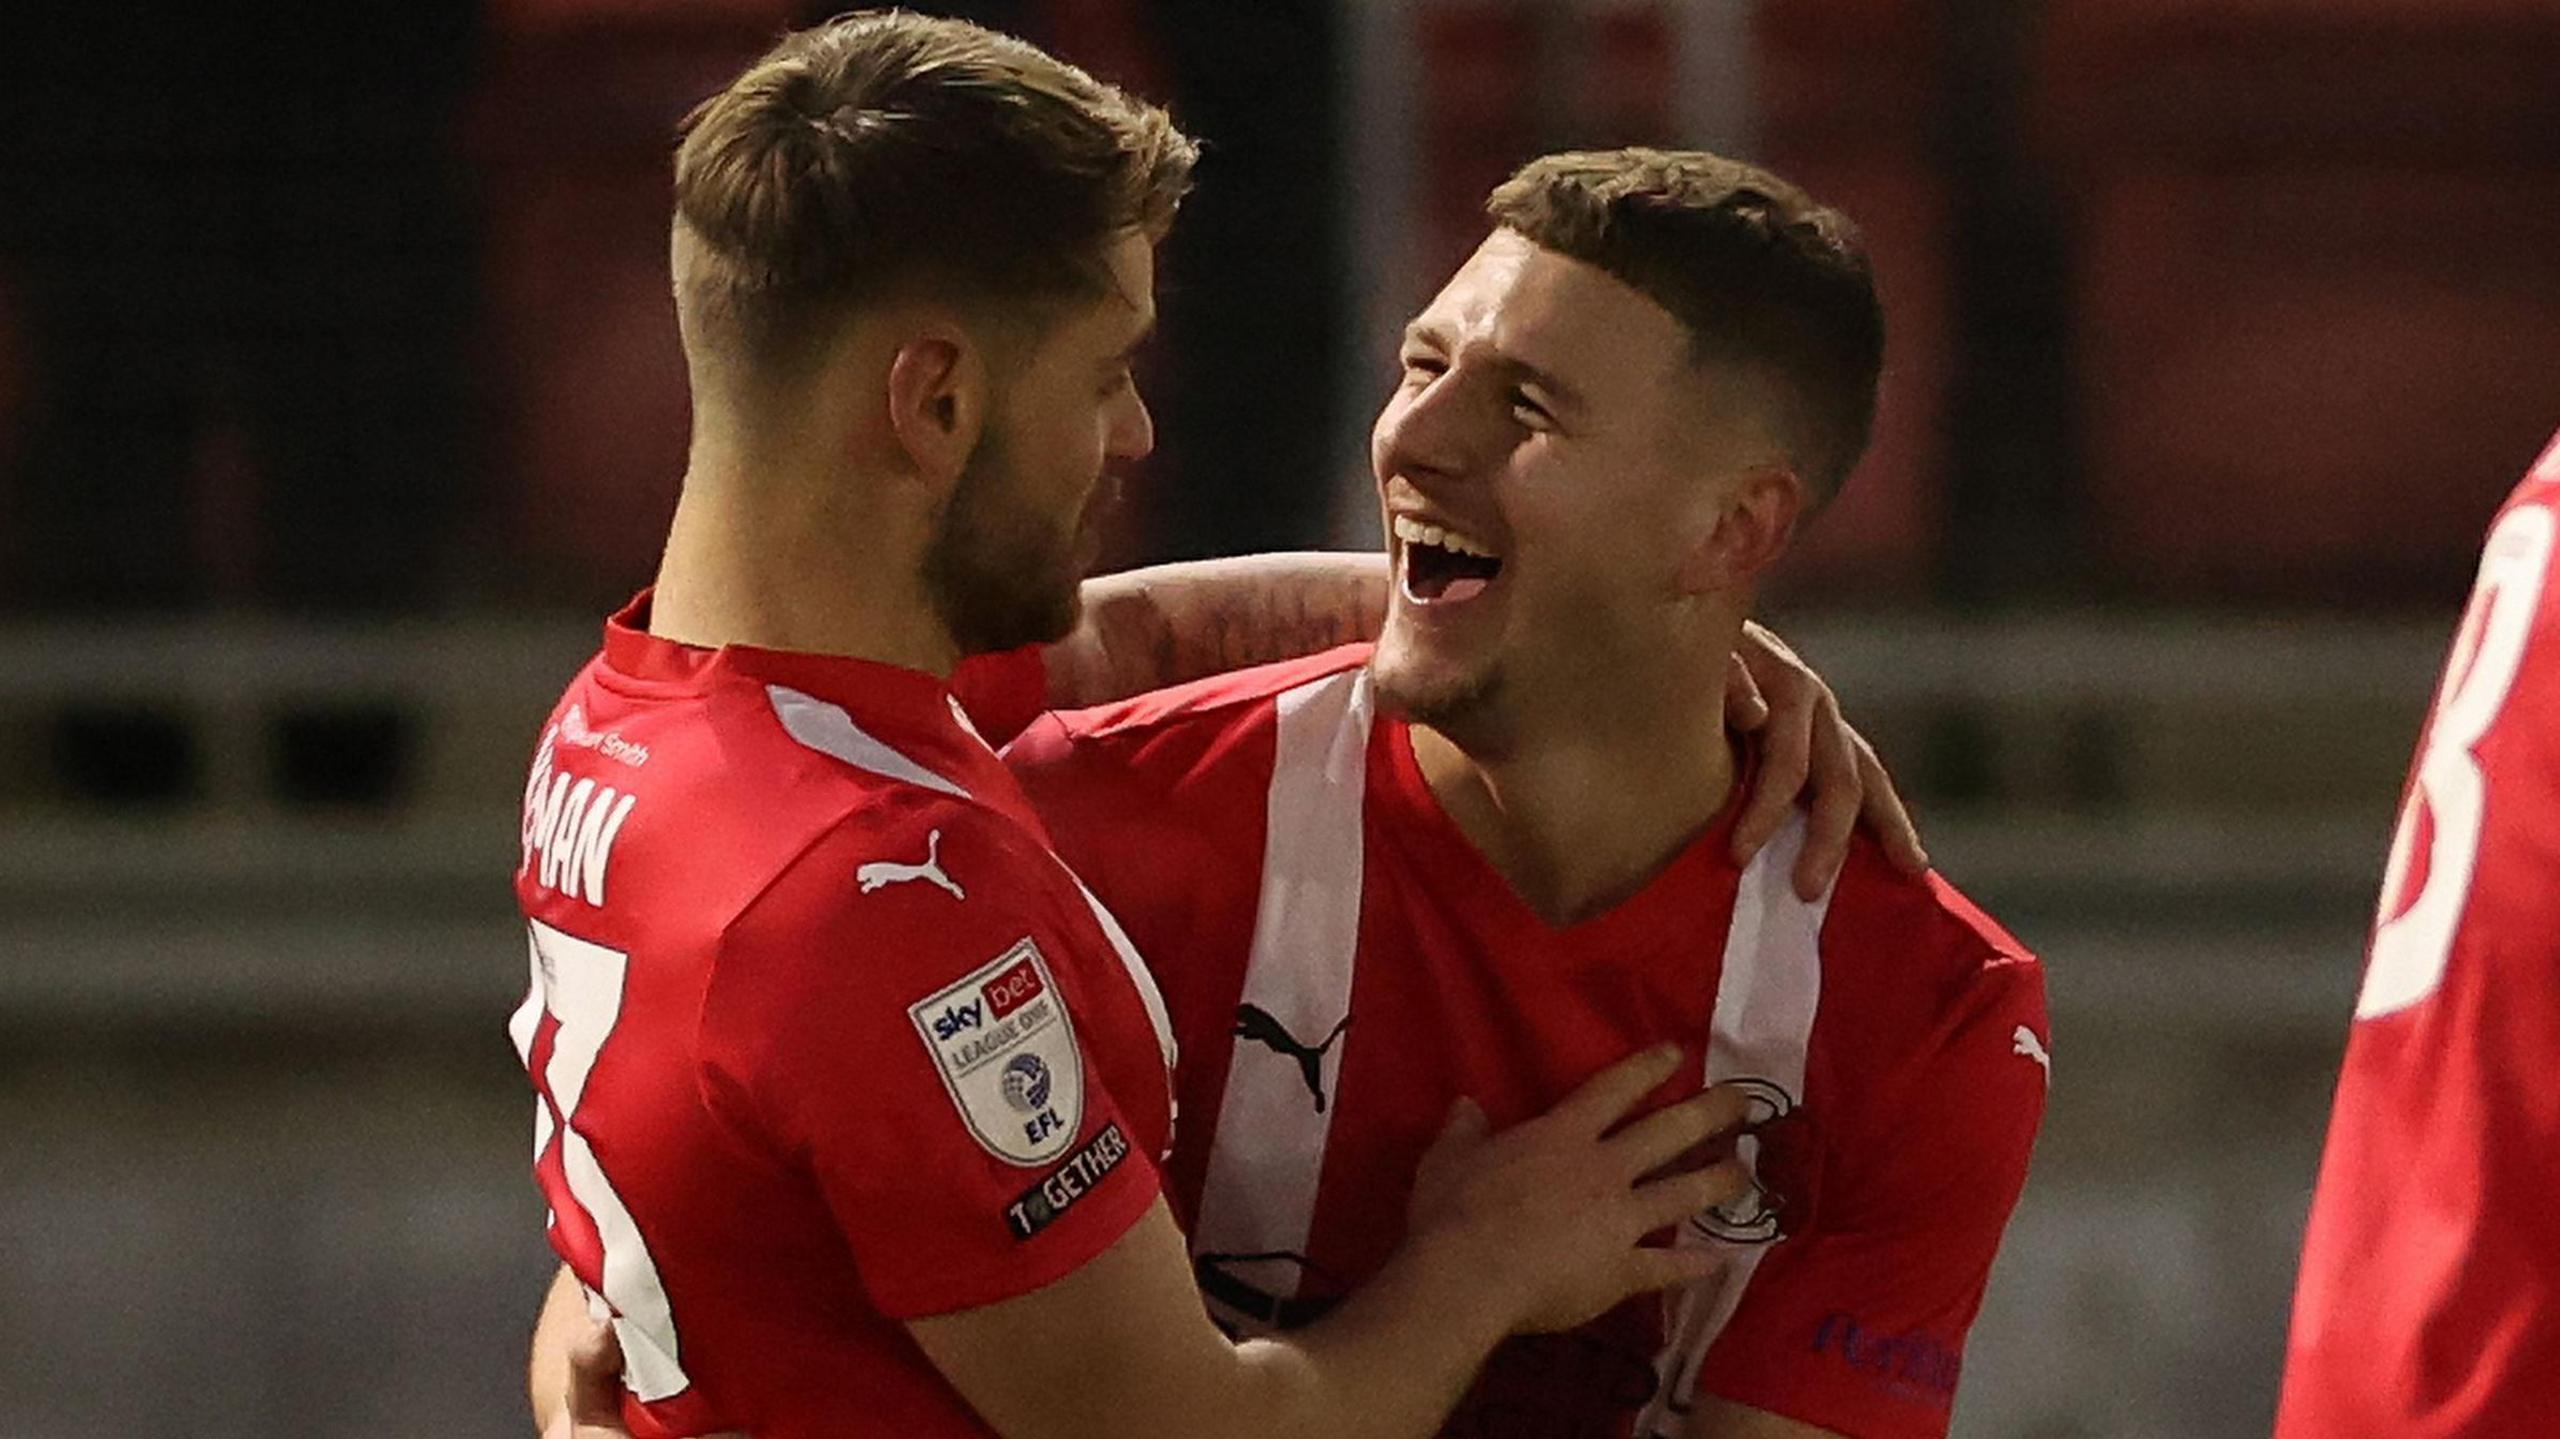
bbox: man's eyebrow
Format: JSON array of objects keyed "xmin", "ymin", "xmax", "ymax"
[
  {"xmin": 1111, "ymin": 313, "xmax": 1158, "ymax": 361},
  {"xmin": 1495, "ymin": 355, "xmax": 1587, "ymax": 414},
  {"xmin": 1402, "ymin": 321, "xmax": 1586, "ymax": 412}
]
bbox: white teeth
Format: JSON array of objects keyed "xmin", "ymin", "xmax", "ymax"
[{"xmin": 1391, "ymin": 514, "xmax": 1499, "ymax": 559}]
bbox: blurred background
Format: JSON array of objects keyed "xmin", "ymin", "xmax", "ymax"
[{"xmin": 1, "ymin": 0, "xmax": 2555, "ymax": 1434}]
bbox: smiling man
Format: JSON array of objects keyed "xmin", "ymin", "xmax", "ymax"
[
  {"xmin": 509, "ymin": 24, "xmax": 1770, "ymax": 1439},
  {"xmin": 523, "ymin": 86, "xmax": 2037, "ymax": 1436},
  {"xmin": 997, "ymin": 151, "xmax": 2051, "ymax": 1439}
]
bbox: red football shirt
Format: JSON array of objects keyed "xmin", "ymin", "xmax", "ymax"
[
  {"xmin": 510, "ymin": 598, "xmax": 1175, "ymax": 1439},
  {"xmin": 2278, "ymin": 430, "xmax": 2560, "ymax": 1439},
  {"xmin": 1005, "ymin": 646, "xmax": 2050, "ymax": 1439}
]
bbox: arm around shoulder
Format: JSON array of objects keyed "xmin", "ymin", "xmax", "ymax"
[{"xmin": 1045, "ymin": 553, "xmax": 1386, "ymax": 708}]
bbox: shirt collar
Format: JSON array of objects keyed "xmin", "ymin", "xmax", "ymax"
[{"xmin": 599, "ymin": 590, "xmax": 966, "ymax": 739}]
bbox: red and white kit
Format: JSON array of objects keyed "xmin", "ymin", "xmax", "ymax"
[
  {"xmin": 1007, "ymin": 646, "xmax": 2050, "ymax": 1439},
  {"xmin": 2279, "ymin": 430, "xmax": 2560, "ymax": 1439},
  {"xmin": 511, "ymin": 598, "xmax": 1174, "ymax": 1439}
]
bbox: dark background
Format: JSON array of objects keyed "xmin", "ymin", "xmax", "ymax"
[{"xmin": 1, "ymin": 2, "xmax": 2555, "ymax": 1434}]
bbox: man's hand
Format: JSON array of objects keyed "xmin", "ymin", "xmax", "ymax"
[
  {"xmin": 542, "ymin": 1320, "xmax": 626, "ymax": 1439},
  {"xmin": 1725, "ymin": 620, "xmax": 1927, "ymax": 899},
  {"xmin": 544, "ymin": 1320, "xmax": 743, "ymax": 1439},
  {"xmin": 1405, "ymin": 1045, "xmax": 1754, "ymax": 1335},
  {"xmin": 536, "ymin": 1050, "xmax": 1751, "ymax": 1439}
]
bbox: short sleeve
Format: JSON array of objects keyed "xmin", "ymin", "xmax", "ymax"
[
  {"xmin": 1695, "ymin": 950, "xmax": 2049, "ymax": 1439},
  {"xmin": 1000, "ymin": 709, "xmax": 1256, "ymax": 994},
  {"xmin": 951, "ymin": 646, "xmax": 1051, "ymax": 749},
  {"xmin": 697, "ymin": 799, "xmax": 1162, "ymax": 1319},
  {"xmin": 999, "ymin": 711, "xmax": 1166, "ymax": 947},
  {"xmin": 999, "ymin": 708, "xmax": 1074, "ymax": 768}
]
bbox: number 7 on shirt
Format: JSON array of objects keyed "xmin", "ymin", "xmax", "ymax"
[{"xmin": 511, "ymin": 918, "xmax": 694, "ymax": 1401}]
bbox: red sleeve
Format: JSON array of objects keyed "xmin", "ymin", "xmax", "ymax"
[
  {"xmin": 1698, "ymin": 928, "xmax": 2049, "ymax": 1439},
  {"xmin": 696, "ymin": 797, "xmax": 1161, "ymax": 1319},
  {"xmin": 1000, "ymin": 705, "xmax": 1267, "ymax": 987},
  {"xmin": 951, "ymin": 646, "xmax": 1051, "ymax": 749},
  {"xmin": 998, "ymin": 707, "xmax": 1076, "ymax": 771},
  {"xmin": 998, "ymin": 711, "xmax": 1171, "ymax": 973}
]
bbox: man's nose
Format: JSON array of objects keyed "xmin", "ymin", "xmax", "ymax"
[
  {"xmin": 1376, "ymin": 376, "xmax": 1483, "ymax": 489},
  {"xmin": 1109, "ymin": 386, "xmax": 1156, "ymax": 462}
]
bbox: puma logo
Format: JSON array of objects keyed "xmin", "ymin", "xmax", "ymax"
[
  {"xmin": 2012, "ymin": 1025, "xmax": 2051, "ymax": 1078},
  {"xmin": 1234, "ymin": 1003, "xmax": 1352, "ymax": 1113},
  {"xmin": 858, "ymin": 830, "xmax": 965, "ymax": 900}
]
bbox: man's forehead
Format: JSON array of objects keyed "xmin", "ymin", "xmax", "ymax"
[
  {"xmin": 1029, "ymin": 234, "xmax": 1154, "ymax": 358},
  {"xmin": 1100, "ymin": 230, "xmax": 1157, "ymax": 332},
  {"xmin": 1413, "ymin": 230, "xmax": 1685, "ymax": 373}
]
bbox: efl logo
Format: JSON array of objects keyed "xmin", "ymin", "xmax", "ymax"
[
  {"xmin": 982, "ymin": 955, "xmax": 1045, "ymax": 1021},
  {"xmin": 907, "ymin": 938, "xmax": 1084, "ymax": 1166}
]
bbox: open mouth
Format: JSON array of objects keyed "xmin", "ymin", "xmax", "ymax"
[{"xmin": 1393, "ymin": 515, "xmax": 1504, "ymax": 604}]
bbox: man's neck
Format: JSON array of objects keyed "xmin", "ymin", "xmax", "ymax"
[
  {"xmin": 1410, "ymin": 692, "xmax": 1739, "ymax": 928},
  {"xmin": 645, "ymin": 453, "xmax": 955, "ymax": 677}
]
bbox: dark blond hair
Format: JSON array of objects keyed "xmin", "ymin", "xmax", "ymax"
[
  {"xmin": 1488, "ymin": 148, "xmax": 1883, "ymax": 504},
  {"xmin": 673, "ymin": 10, "xmax": 1196, "ymax": 373}
]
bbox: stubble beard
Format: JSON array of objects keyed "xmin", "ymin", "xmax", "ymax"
[
  {"xmin": 922, "ymin": 427, "xmax": 1086, "ymax": 657},
  {"xmin": 1371, "ymin": 625, "xmax": 1509, "ymax": 751}
]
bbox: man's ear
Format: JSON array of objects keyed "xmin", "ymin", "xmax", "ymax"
[
  {"xmin": 885, "ymin": 323, "xmax": 991, "ymax": 491},
  {"xmin": 1675, "ymin": 466, "xmax": 1804, "ymax": 596}
]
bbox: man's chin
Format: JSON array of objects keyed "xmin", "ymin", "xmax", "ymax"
[
  {"xmin": 942, "ymin": 576, "xmax": 1081, "ymax": 657},
  {"xmin": 1031, "ymin": 585, "xmax": 1084, "ymax": 649},
  {"xmin": 999, "ymin": 596, "xmax": 1081, "ymax": 655},
  {"xmin": 1369, "ymin": 634, "xmax": 1498, "ymax": 731}
]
